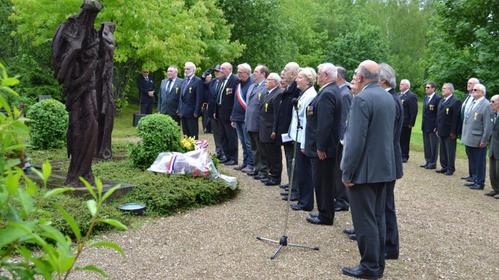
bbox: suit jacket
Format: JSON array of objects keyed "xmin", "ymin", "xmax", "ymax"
[
  {"xmin": 231, "ymin": 78, "xmax": 254, "ymax": 122},
  {"xmin": 178, "ymin": 75, "xmax": 204, "ymax": 118},
  {"xmin": 275, "ymin": 80, "xmax": 300, "ymax": 145},
  {"xmin": 341, "ymin": 82, "xmax": 396, "ymax": 184},
  {"xmin": 421, "ymin": 93, "xmax": 442, "ymax": 132},
  {"xmin": 204, "ymin": 78, "xmax": 220, "ymax": 118},
  {"xmin": 461, "ymin": 97, "xmax": 493, "ymax": 147},
  {"xmin": 400, "ymin": 90, "xmax": 418, "ymax": 127},
  {"xmin": 158, "ymin": 77, "xmax": 184, "ymax": 115},
  {"xmin": 137, "ymin": 76, "xmax": 156, "ymax": 104},
  {"xmin": 215, "ymin": 74, "xmax": 240, "ymax": 122},
  {"xmin": 258, "ymin": 87, "xmax": 283, "ymax": 143},
  {"xmin": 389, "ymin": 88, "xmax": 404, "ymax": 179},
  {"xmin": 304, "ymin": 82, "xmax": 342, "ymax": 158},
  {"xmin": 245, "ymin": 80, "xmax": 267, "ymax": 132},
  {"xmin": 489, "ymin": 112, "xmax": 499, "ymax": 159},
  {"xmin": 436, "ymin": 95, "xmax": 461, "ymax": 137},
  {"xmin": 339, "ymin": 85, "xmax": 353, "ymax": 140},
  {"xmin": 288, "ymin": 86, "xmax": 317, "ymax": 147}
]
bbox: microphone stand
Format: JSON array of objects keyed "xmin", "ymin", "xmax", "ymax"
[{"xmin": 257, "ymin": 100, "xmax": 319, "ymax": 259}]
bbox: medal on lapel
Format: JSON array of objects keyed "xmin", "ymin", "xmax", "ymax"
[
  {"xmin": 265, "ymin": 103, "xmax": 268, "ymax": 112},
  {"xmin": 446, "ymin": 108, "xmax": 449, "ymax": 115},
  {"xmin": 258, "ymin": 93, "xmax": 261, "ymax": 101},
  {"xmin": 189, "ymin": 87, "xmax": 192, "ymax": 93}
]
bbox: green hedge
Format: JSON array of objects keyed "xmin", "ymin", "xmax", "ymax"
[{"xmin": 26, "ymin": 99, "xmax": 68, "ymax": 150}]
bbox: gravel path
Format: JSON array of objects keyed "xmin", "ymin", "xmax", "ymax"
[{"xmin": 70, "ymin": 137, "xmax": 499, "ymax": 280}]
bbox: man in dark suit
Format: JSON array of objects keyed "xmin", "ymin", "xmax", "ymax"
[
  {"xmin": 178, "ymin": 62, "xmax": 204, "ymax": 139},
  {"xmin": 303, "ymin": 63, "xmax": 342, "ymax": 225},
  {"xmin": 158, "ymin": 66, "xmax": 183, "ymax": 125},
  {"xmin": 435, "ymin": 83, "xmax": 462, "ymax": 176},
  {"xmin": 461, "ymin": 83, "xmax": 492, "ymax": 189},
  {"xmin": 277, "ymin": 62, "xmax": 301, "ymax": 198},
  {"xmin": 420, "ymin": 82, "xmax": 442, "ymax": 169},
  {"xmin": 214, "ymin": 62, "xmax": 239, "ymax": 166},
  {"xmin": 486, "ymin": 94, "xmax": 499, "ymax": 199},
  {"xmin": 245, "ymin": 65, "xmax": 270, "ymax": 179},
  {"xmin": 137, "ymin": 69, "xmax": 156, "ymax": 114},
  {"xmin": 461, "ymin": 78, "xmax": 480, "ymax": 181},
  {"xmin": 258, "ymin": 73, "xmax": 283, "ymax": 186},
  {"xmin": 399, "ymin": 79, "xmax": 418, "ymax": 162},
  {"xmin": 203, "ymin": 64, "xmax": 225, "ymax": 160},
  {"xmin": 341, "ymin": 60, "xmax": 396, "ymax": 280}
]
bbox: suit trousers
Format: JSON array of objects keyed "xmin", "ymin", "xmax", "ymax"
[
  {"xmin": 334, "ymin": 143, "xmax": 349, "ymax": 209},
  {"xmin": 311, "ymin": 157, "xmax": 335, "ymax": 223},
  {"xmin": 249, "ymin": 131, "xmax": 268, "ymax": 175},
  {"xmin": 294, "ymin": 143, "xmax": 313, "ymax": 210},
  {"xmin": 466, "ymin": 145, "xmax": 487, "ymax": 186},
  {"xmin": 235, "ymin": 122, "xmax": 254, "ymax": 168},
  {"xmin": 465, "ymin": 148, "xmax": 473, "ymax": 177},
  {"xmin": 181, "ymin": 117, "xmax": 199, "ymax": 139},
  {"xmin": 140, "ymin": 102, "xmax": 153, "ymax": 115},
  {"xmin": 261, "ymin": 142, "xmax": 282, "ymax": 181},
  {"xmin": 347, "ymin": 182, "xmax": 386, "ymax": 276},
  {"xmin": 284, "ymin": 143, "xmax": 294, "ymax": 187},
  {"xmin": 400, "ymin": 126, "xmax": 412, "ymax": 160},
  {"xmin": 422, "ymin": 131, "xmax": 439, "ymax": 167},
  {"xmin": 385, "ymin": 180, "xmax": 399, "ymax": 257},
  {"xmin": 439, "ymin": 136, "xmax": 457, "ymax": 173},
  {"xmin": 489, "ymin": 157, "xmax": 499, "ymax": 193},
  {"xmin": 219, "ymin": 119, "xmax": 238, "ymax": 162},
  {"xmin": 209, "ymin": 118, "xmax": 224, "ymax": 157}
]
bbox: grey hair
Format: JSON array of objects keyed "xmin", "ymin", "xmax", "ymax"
[
  {"xmin": 268, "ymin": 72, "xmax": 281, "ymax": 85},
  {"xmin": 185, "ymin": 62, "xmax": 196, "ymax": 72},
  {"xmin": 475, "ymin": 83, "xmax": 486, "ymax": 95},
  {"xmin": 337, "ymin": 67, "xmax": 348, "ymax": 81},
  {"xmin": 400, "ymin": 79, "xmax": 410, "ymax": 88},
  {"xmin": 168, "ymin": 66, "xmax": 178, "ymax": 73},
  {"xmin": 298, "ymin": 67, "xmax": 317, "ymax": 85},
  {"xmin": 379, "ymin": 63, "xmax": 396, "ymax": 88},
  {"xmin": 320, "ymin": 63, "xmax": 337, "ymax": 80},
  {"xmin": 238, "ymin": 63, "xmax": 251, "ymax": 74},
  {"xmin": 444, "ymin": 83, "xmax": 454, "ymax": 92}
]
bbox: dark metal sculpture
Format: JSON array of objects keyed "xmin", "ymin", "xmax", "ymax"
[
  {"xmin": 52, "ymin": 0, "xmax": 103, "ymax": 186},
  {"xmin": 95, "ymin": 22, "xmax": 116, "ymax": 160}
]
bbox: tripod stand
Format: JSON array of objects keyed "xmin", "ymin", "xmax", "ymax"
[{"xmin": 257, "ymin": 98, "xmax": 319, "ymax": 259}]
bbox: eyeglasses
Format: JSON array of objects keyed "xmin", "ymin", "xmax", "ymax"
[
  {"xmin": 267, "ymin": 78, "xmax": 276, "ymax": 81},
  {"xmin": 425, "ymin": 86, "xmax": 432, "ymax": 89},
  {"xmin": 472, "ymin": 89, "xmax": 482, "ymax": 92}
]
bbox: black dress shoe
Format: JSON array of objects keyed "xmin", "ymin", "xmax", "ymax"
[
  {"xmin": 290, "ymin": 203, "xmax": 303, "ymax": 211},
  {"xmin": 435, "ymin": 169, "xmax": 447, "ymax": 173},
  {"xmin": 306, "ymin": 217, "xmax": 333, "ymax": 225},
  {"xmin": 419, "ymin": 163, "xmax": 427, "ymax": 168},
  {"xmin": 280, "ymin": 191, "xmax": 289, "ymax": 196},
  {"xmin": 335, "ymin": 206, "xmax": 349, "ymax": 212},
  {"xmin": 219, "ymin": 157, "xmax": 229, "ymax": 163},
  {"xmin": 348, "ymin": 234, "xmax": 357, "ymax": 240},
  {"xmin": 309, "ymin": 212, "xmax": 319, "ymax": 218},
  {"xmin": 485, "ymin": 191, "xmax": 499, "ymax": 197},
  {"xmin": 343, "ymin": 228, "xmax": 355, "ymax": 235},
  {"xmin": 461, "ymin": 176, "xmax": 471, "ymax": 180},
  {"xmin": 402, "ymin": 158, "xmax": 408, "ymax": 163},
  {"xmin": 233, "ymin": 164, "xmax": 246, "ymax": 170},
  {"xmin": 342, "ymin": 265, "xmax": 378, "ymax": 279},
  {"xmin": 224, "ymin": 160, "xmax": 237, "ymax": 166},
  {"xmin": 425, "ymin": 165, "xmax": 436, "ymax": 170},
  {"xmin": 279, "ymin": 184, "xmax": 289, "ymax": 189},
  {"xmin": 282, "ymin": 195, "xmax": 298, "ymax": 201},
  {"xmin": 254, "ymin": 174, "xmax": 266, "ymax": 180},
  {"xmin": 247, "ymin": 171, "xmax": 258, "ymax": 176},
  {"xmin": 444, "ymin": 171, "xmax": 454, "ymax": 175},
  {"xmin": 260, "ymin": 177, "xmax": 271, "ymax": 183},
  {"xmin": 466, "ymin": 178, "xmax": 474, "ymax": 182},
  {"xmin": 464, "ymin": 182, "xmax": 475, "ymax": 187},
  {"xmin": 385, "ymin": 253, "xmax": 399, "ymax": 260},
  {"xmin": 264, "ymin": 179, "xmax": 280, "ymax": 186},
  {"xmin": 470, "ymin": 184, "xmax": 484, "ymax": 190}
]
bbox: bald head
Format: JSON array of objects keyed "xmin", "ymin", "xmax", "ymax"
[
  {"xmin": 221, "ymin": 62, "xmax": 233, "ymax": 78},
  {"xmin": 467, "ymin": 77, "xmax": 480, "ymax": 93},
  {"xmin": 283, "ymin": 62, "xmax": 300, "ymax": 83},
  {"xmin": 351, "ymin": 60, "xmax": 380, "ymax": 94}
]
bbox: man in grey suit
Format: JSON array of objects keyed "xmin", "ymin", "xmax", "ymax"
[
  {"xmin": 245, "ymin": 65, "xmax": 269, "ymax": 178},
  {"xmin": 461, "ymin": 78, "xmax": 480, "ymax": 181},
  {"xmin": 341, "ymin": 60, "xmax": 396, "ymax": 280},
  {"xmin": 158, "ymin": 66, "xmax": 183, "ymax": 125},
  {"xmin": 461, "ymin": 83, "xmax": 492, "ymax": 190},
  {"xmin": 486, "ymin": 94, "xmax": 499, "ymax": 199}
]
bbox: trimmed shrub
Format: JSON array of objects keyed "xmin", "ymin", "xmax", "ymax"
[
  {"xmin": 128, "ymin": 114, "xmax": 182, "ymax": 169},
  {"xmin": 26, "ymin": 99, "xmax": 68, "ymax": 149}
]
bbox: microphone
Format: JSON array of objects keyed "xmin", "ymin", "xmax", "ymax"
[{"xmin": 291, "ymin": 98, "xmax": 298, "ymax": 109}]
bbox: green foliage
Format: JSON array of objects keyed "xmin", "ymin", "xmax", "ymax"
[
  {"xmin": 128, "ymin": 114, "xmax": 182, "ymax": 169},
  {"xmin": 26, "ymin": 99, "xmax": 68, "ymax": 150},
  {"xmin": 1, "ymin": 64, "xmax": 127, "ymax": 280}
]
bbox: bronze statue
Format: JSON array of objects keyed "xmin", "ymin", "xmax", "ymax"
[
  {"xmin": 95, "ymin": 22, "xmax": 116, "ymax": 160},
  {"xmin": 52, "ymin": 0, "xmax": 102, "ymax": 186}
]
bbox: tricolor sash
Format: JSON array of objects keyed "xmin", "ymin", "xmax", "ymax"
[{"xmin": 236, "ymin": 83, "xmax": 246, "ymax": 110}]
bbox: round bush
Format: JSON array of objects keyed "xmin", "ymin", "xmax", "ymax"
[
  {"xmin": 128, "ymin": 114, "xmax": 182, "ymax": 169},
  {"xmin": 26, "ymin": 99, "xmax": 68, "ymax": 150}
]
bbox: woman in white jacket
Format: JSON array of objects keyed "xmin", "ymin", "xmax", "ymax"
[{"xmin": 287, "ymin": 67, "xmax": 317, "ymax": 211}]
